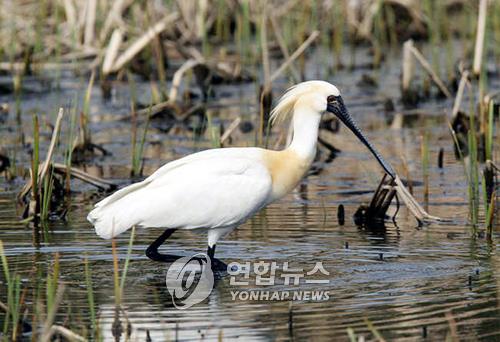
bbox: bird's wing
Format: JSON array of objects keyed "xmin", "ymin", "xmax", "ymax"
[{"xmin": 88, "ymin": 149, "xmax": 272, "ymax": 239}]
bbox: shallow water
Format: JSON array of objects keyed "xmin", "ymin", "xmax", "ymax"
[{"xmin": 1, "ymin": 45, "xmax": 499, "ymax": 341}]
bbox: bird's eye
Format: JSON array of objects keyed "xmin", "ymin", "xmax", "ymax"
[{"xmin": 327, "ymin": 95, "xmax": 337, "ymax": 103}]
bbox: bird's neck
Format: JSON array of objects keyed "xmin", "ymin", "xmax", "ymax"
[{"xmin": 286, "ymin": 107, "xmax": 321, "ymax": 162}]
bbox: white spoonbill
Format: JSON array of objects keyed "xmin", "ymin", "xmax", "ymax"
[{"xmin": 87, "ymin": 80, "xmax": 395, "ymax": 269}]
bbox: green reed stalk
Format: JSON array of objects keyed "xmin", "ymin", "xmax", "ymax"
[
  {"xmin": 448, "ymin": 121, "xmax": 477, "ymax": 230},
  {"xmin": 54, "ymin": 1, "xmax": 62, "ymax": 89},
  {"xmin": 421, "ymin": 133, "xmax": 430, "ymax": 209},
  {"xmin": 385, "ymin": 4, "xmax": 397, "ymax": 48},
  {"xmin": 494, "ymin": 1, "xmax": 500, "ymax": 63},
  {"xmin": 485, "ymin": 101, "xmax": 494, "ymax": 161},
  {"xmin": 468, "ymin": 111, "xmax": 480, "ymax": 227},
  {"xmin": 131, "ymin": 106, "xmax": 151, "ymax": 177},
  {"xmin": 206, "ymin": 112, "xmax": 221, "ymax": 148},
  {"xmin": 82, "ymin": 72, "xmax": 95, "ymax": 146},
  {"xmin": 238, "ymin": 0, "xmax": 251, "ymax": 64},
  {"xmin": 215, "ymin": 0, "xmax": 225, "ymax": 40},
  {"xmin": 347, "ymin": 328, "xmax": 357, "ymax": 342},
  {"xmin": 84, "ymin": 257, "xmax": 96, "ymax": 331},
  {"xmin": 65, "ymin": 103, "xmax": 78, "ymax": 192},
  {"xmin": 481, "ymin": 171, "xmax": 494, "ymax": 233},
  {"xmin": 483, "ymin": 102, "xmax": 495, "ymax": 232},
  {"xmin": 32, "ymin": 115, "xmax": 40, "ymax": 215},
  {"xmin": 1, "ymin": 240, "xmax": 22, "ymax": 340},
  {"xmin": 13, "ymin": 74, "xmax": 22, "ymax": 121},
  {"xmin": 119, "ymin": 226, "xmax": 136, "ymax": 294},
  {"xmin": 111, "ymin": 237, "xmax": 121, "ymax": 306},
  {"xmin": 424, "ymin": 0, "xmax": 441, "ymax": 79},
  {"xmin": 372, "ymin": 11, "xmax": 383, "ymax": 68},
  {"xmin": 364, "ymin": 318, "xmax": 386, "ymax": 341},
  {"xmin": 40, "ymin": 172, "xmax": 54, "ymax": 221},
  {"xmin": 46, "ymin": 253, "xmax": 59, "ymax": 316},
  {"xmin": 332, "ymin": 1, "xmax": 344, "ymax": 70}
]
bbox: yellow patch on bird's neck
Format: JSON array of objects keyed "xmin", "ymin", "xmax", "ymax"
[{"xmin": 263, "ymin": 149, "xmax": 313, "ymax": 201}]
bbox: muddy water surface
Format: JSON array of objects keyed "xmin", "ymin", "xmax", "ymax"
[{"xmin": 1, "ymin": 46, "xmax": 499, "ymax": 341}]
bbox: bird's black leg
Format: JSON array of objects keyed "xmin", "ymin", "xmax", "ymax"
[
  {"xmin": 206, "ymin": 244, "xmax": 228, "ymax": 272},
  {"xmin": 145, "ymin": 229, "xmax": 181, "ymax": 262},
  {"xmin": 207, "ymin": 245, "xmax": 216, "ymax": 259},
  {"xmin": 146, "ymin": 229, "xmax": 228, "ymax": 272}
]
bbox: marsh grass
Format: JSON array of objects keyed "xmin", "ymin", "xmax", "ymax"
[
  {"xmin": 206, "ymin": 111, "xmax": 222, "ymax": 148},
  {"xmin": 0, "ymin": 240, "xmax": 23, "ymax": 340},
  {"xmin": 40, "ymin": 170, "xmax": 54, "ymax": 221}
]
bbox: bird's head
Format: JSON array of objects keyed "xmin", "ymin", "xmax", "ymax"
[{"xmin": 270, "ymin": 80, "xmax": 395, "ymax": 178}]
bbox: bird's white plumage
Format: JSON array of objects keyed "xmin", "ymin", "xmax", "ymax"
[
  {"xmin": 88, "ymin": 80, "xmax": 343, "ymax": 249},
  {"xmin": 88, "ymin": 148, "xmax": 272, "ymax": 240}
]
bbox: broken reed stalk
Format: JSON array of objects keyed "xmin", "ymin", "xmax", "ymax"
[
  {"xmin": 451, "ymin": 70, "xmax": 470, "ymax": 120},
  {"xmin": 365, "ymin": 174, "xmax": 397, "ymax": 220},
  {"xmin": 39, "ymin": 108, "xmax": 64, "ymax": 185},
  {"xmin": 269, "ymin": 30, "xmax": 319, "ymax": 83},
  {"xmin": 393, "ymin": 175, "xmax": 444, "ymax": 224},
  {"xmin": 99, "ymin": 0, "xmax": 130, "ymax": 43},
  {"xmin": 269, "ymin": 14, "xmax": 300, "ymax": 82},
  {"xmin": 40, "ymin": 284, "xmax": 65, "ymax": 342},
  {"xmin": 48, "ymin": 325, "xmax": 86, "ymax": 342},
  {"xmin": 21, "ymin": 109, "xmax": 64, "ymax": 217},
  {"xmin": 406, "ymin": 40, "xmax": 452, "ymax": 98},
  {"xmin": 402, "ymin": 40, "xmax": 414, "ymax": 93},
  {"xmin": 473, "ymin": 0, "xmax": 487, "ymax": 76},
  {"xmin": 102, "ymin": 29, "xmax": 123, "ymax": 75},
  {"xmin": 108, "ymin": 12, "xmax": 179, "ymax": 73},
  {"xmin": 220, "ymin": 117, "xmax": 242, "ymax": 145},
  {"xmin": 52, "ymin": 163, "xmax": 115, "ymax": 191},
  {"xmin": 168, "ymin": 59, "xmax": 201, "ymax": 103},
  {"xmin": 18, "ymin": 114, "xmax": 116, "ymax": 205},
  {"xmin": 362, "ymin": 172, "xmax": 444, "ymax": 225},
  {"xmin": 83, "ymin": 0, "xmax": 96, "ymax": 48}
]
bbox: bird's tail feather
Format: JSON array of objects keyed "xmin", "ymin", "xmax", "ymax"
[
  {"xmin": 87, "ymin": 181, "xmax": 149, "ymax": 239},
  {"xmin": 87, "ymin": 206, "xmax": 133, "ymax": 239}
]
